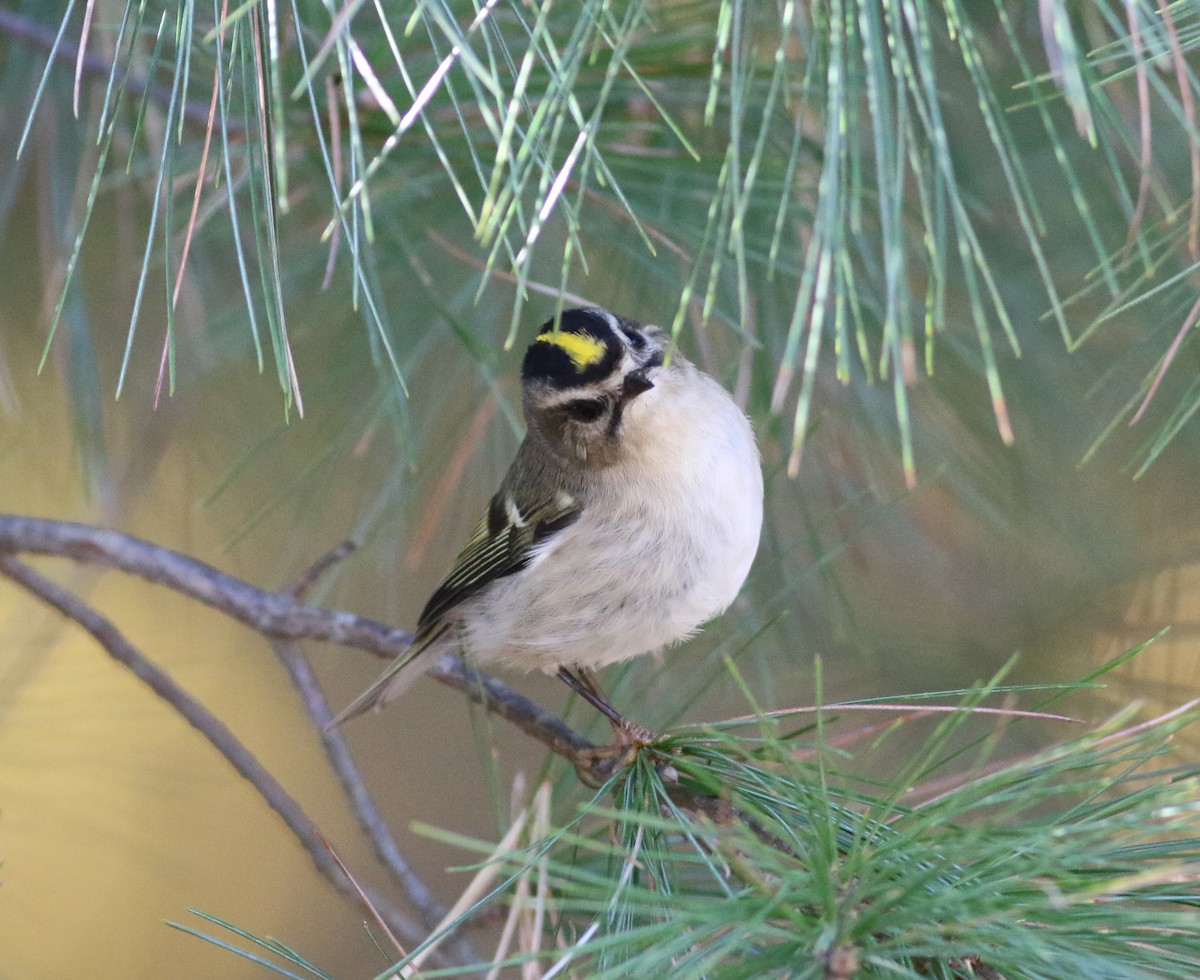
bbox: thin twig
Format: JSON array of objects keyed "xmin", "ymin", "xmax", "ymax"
[
  {"xmin": 703, "ymin": 701, "xmax": 1079, "ymax": 729},
  {"xmin": 273, "ymin": 539, "xmax": 476, "ymax": 963},
  {"xmin": 425, "ymin": 229, "xmax": 592, "ymax": 307},
  {"xmin": 0, "ymin": 513, "xmax": 599, "ymax": 765},
  {"xmin": 311, "ymin": 825, "xmax": 410, "ymax": 965},
  {"xmin": 1155, "ymin": 0, "xmax": 1200, "ymax": 259},
  {"xmin": 0, "ymin": 515, "xmax": 414, "ymax": 650},
  {"xmin": 0, "ymin": 552, "xmax": 430, "ymax": 952},
  {"xmin": 0, "ymin": 514, "xmax": 728, "ymax": 798},
  {"xmin": 0, "ymin": 7, "xmax": 245, "ymax": 133},
  {"xmin": 1122, "ymin": 1, "xmax": 1153, "ymax": 250},
  {"xmin": 273, "ymin": 639, "xmax": 469, "ymax": 946},
  {"xmin": 286, "ymin": 538, "xmax": 360, "ymax": 600},
  {"xmin": 1129, "ymin": 292, "xmax": 1200, "ymax": 426}
]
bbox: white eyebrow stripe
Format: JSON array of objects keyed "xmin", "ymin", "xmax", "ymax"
[{"xmin": 538, "ymin": 388, "xmax": 611, "ymax": 408}]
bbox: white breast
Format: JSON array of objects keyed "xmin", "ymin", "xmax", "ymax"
[{"xmin": 459, "ymin": 366, "xmax": 763, "ymax": 674}]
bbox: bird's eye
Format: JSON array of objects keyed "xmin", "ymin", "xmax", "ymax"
[
  {"xmin": 618, "ymin": 324, "xmax": 647, "ymax": 351},
  {"xmin": 561, "ymin": 398, "xmax": 607, "ymax": 423}
]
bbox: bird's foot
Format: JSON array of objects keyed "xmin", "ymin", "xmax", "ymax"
[
  {"xmin": 573, "ymin": 717, "xmax": 663, "ymax": 786},
  {"xmin": 613, "ymin": 717, "xmax": 660, "ymax": 752}
]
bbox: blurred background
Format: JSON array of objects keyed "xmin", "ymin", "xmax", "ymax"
[{"xmin": 2, "ymin": 0, "xmax": 1200, "ymax": 976}]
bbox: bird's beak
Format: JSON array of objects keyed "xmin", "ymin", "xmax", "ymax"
[{"xmin": 621, "ymin": 368, "xmax": 654, "ymax": 400}]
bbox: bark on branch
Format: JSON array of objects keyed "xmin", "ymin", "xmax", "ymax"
[{"xmin": 0, "ymin": 513, "xmax": 606, "ymax": 965}]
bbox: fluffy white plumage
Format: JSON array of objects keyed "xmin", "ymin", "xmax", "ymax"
[
  {"xmin": 331, "ymin": 308, "xmax": 762, "ymax": 726},
  {"xmin": 461, "ymin": 359, "xmax": 762, "ymax": 671}
]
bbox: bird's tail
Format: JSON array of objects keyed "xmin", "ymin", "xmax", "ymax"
[{"xmin": 325, "ymin": 625, "xmax": 450, "ymax": 730}]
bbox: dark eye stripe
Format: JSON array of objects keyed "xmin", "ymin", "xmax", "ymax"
[
  {"xmin": 561, "ymin": 398, "xmax": 607, "ymax": 423},
  {"xmin": 617, "ymin": 323, "xmax": 646, "ymax": 350}
]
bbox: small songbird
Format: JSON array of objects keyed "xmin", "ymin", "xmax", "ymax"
[{"xmin": 331, "ymin": 307, "xmax": 763, "ymax": 740}]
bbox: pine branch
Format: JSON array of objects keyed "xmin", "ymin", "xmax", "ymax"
[
  {"xmin": 0, "ymin": 513, "xmax": 598, "ymax": 763},
  {"xmin": 0, "ymin": 550, "xmax": 432, "ymax": 955}
]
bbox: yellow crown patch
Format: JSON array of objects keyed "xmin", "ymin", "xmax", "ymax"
[{"xmin": 535, "ymin": 330, "xmax": 607, "ymax": 371}]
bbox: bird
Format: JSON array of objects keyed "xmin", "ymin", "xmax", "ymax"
[{"xmin": 330, "ymin": 307, "xmax": 763, "ymax": 742}]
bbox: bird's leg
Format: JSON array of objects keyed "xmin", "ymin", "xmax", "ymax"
[
  {"xmin": 557, "ymin": 666, "xmax": 659, "ymax": 750},
  {"xmin": 557, "ymin": 666, "xmax": 624, "ymax": 726}
]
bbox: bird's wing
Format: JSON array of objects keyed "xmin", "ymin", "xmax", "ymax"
[
  {"xmin": 416, "ymin": 486, "xmax": 582, "ymax": 631},
  {"xmin": 326, "ymin": 486, "xmax": 581, "ymax": 729}
]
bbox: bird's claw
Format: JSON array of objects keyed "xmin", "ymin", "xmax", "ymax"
[{"xmin": 573, "ymin": 719, "xmax": 662, "ymax": 786}]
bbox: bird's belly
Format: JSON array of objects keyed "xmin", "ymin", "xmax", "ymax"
[{"xmin": 457, "ymin": 462, "xmax": 761, "ymax": 673}]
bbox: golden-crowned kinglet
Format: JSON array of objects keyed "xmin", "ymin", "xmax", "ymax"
[{"xmin": 332, "ymin": 307, "xmax": 762, "ymax": 733}]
